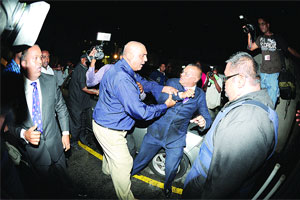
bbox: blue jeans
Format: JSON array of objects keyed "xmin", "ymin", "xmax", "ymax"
[{"xmin": 260, "ymin": 72, "xmax": 280, "ymax": 106}]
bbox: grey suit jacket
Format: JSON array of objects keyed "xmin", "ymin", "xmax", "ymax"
[{"xmin": 10, "ymin": 73, "xmax": 69, "ymax": 166}]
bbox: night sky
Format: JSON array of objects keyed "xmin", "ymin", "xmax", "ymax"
[{"xmin": 34, "ymin": 1, "xmax": 300, "ymax": 71}]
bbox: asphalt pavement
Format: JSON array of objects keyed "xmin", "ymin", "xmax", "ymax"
[
  {"xmin": 66, "ymin": 132, "xmax": 183, "ymax": 199},
  {"xmin": 65, "ymin": 113, "xmax": 300, "ymax": 199}
]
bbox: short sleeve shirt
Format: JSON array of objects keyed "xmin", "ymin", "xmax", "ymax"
[
  {"xmin": 255, "ymin": 34, "xmax": 288, "ymax": 73},
  {"xmin": 205, "ymin": 76, "xmax": 223, "ymax": 109},
  {"xmin": 68, "ymin": 63, "xmax": 91, "ymax": 109}
]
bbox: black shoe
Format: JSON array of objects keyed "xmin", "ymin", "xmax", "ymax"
[{"xmin": 163, "ymin": 188, "xmax": 172, "ymax": 198}]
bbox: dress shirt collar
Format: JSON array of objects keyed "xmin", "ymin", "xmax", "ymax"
[
  {"xmin": 41, "ymin": 65, "xmax": 54, "ymax": 75},
  {"xmin": 119, "ymin": 58, "xmax": 135, "ymax": 80},
  {"xmin": 24, "ymin": 76, "xmax": 40, "ymax": 88},
  {"xmin": 184, "ymin": 85, "xmax": 196, "ymax": 91}
]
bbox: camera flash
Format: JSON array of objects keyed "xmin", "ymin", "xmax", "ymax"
[{"xmin": 239, "ymin": 15, "xmax": 244, "ymax": 19}]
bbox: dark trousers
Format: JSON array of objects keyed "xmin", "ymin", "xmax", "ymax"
[
  {"xmin": 126, "ymin": 132, "xmax": 136, "ymax": 158},
  {"xmin": 26, "ymin": 152, "xmax": 73, "ymax": 198},
  {"xmin": 69, "ymin": 106, "xmax": 89, "ymax": 144},
  {"xmin": 131, "ymin": 134, "xmax": 183, "ymax": 190}
]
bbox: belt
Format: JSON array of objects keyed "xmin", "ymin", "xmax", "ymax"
[
  {"xmin": 104, "ymin": 126, "xmax": 126, "ymax": 132},
  {"xmin": 94, "ymin": 120, "xmax": 127, "ymax": 132}
]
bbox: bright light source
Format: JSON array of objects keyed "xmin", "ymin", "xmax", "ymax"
[
  {"xmin": 13, "ymin": 1, "xmax": 50, "ymax": 46},
  {"xmin": 239, "ymin": 15, "xmax": 244, "ymax": 19},
  {"xmin": 96, "ymin": 32, "xmax": 111, "ymax": 41},
  {"xmin": 104, "ymin": 56, "xmax": 110, "ymax": 59},
  {"xmin": 113, "ymin": 54, "xmax": 118, "ymax": 59}
]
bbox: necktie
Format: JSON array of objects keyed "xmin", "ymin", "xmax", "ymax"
[
  {"xmin": 31, "ymin": 82, "xmax": 43, "ymax": 133},
  {"xmin": 183, "ymin": 87, "xmax": 189, "ymax": 104}
]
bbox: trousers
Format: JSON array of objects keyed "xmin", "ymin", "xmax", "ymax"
[
  {"xmin": 92, "ymin": 120, "xmax": 134, "ymax": 200},
  {"xmin": 132, "ymin": 133, "xmax": 183, "ymax": 190},
  {"xmin": 260, "ymin": 72, "xmax": 280, "ymax": 106},
  {"xmin": 69, "ymin": 106, "xmax": 89, "ymax": 144}
]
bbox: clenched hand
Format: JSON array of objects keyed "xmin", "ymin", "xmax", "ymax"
[
  {"xmin": 164, "ymin": 94, "xmax": 176, "ymax": 108},
  {"xmin": 25, "ymin": 125, "xmax": 41, "ymax": 145}
]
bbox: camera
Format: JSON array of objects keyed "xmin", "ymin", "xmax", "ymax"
[
  {"xmin": 239, "ymin": 15, "xmax": 255, "ymax": 33},
  {"xmin": 242, "ymin": 24, "xmax": 255, "ymax": 34},
  {"xmin": 86, "ymin": 32, "xmax": 111, "ymax": 62},
  {"xmin": 207, "ymin": 66, "xmax": 214, "ymax": 78},
  {"xmin": 239, "ymin": 15, "xmax": 256, "ymax": 40},
  {"xmin": 87, "ymin": 43, "xmax": 105, "ymax": 62}
]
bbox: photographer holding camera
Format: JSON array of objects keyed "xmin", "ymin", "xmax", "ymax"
[
  {"xmin": 67, "ymin": 49, "xmax": 99, "ymax": 150},
  {"xmin": 203, "ymin": 66, "xmax": 223, "ymax": 120},
  {"xmin": 246, "ymin": 16, "xmax": 300, "ymax": 107}
]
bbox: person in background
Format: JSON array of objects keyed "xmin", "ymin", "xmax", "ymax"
[
  {"xmin": 149, "ymin": 63, "xmax": 167, "ymax": 85},
  {"xmin": 67, "ymin": 53, "xmax": 99, "ymax": 150},
  {"xmin": 41, "ymin": 50, "xmax": 54, "ymax": 75},
  {"xmin": 195, "ymin": 61, "xmax": 207, "ymax": 88},
  {"xmin": 203, "ymin": 66, "xmax": 223, "ymax": 120},
  {"xmin": 53, "ymin": 63, "xmax": 68, "ymax": 87},
  {"xmin": 92, "ymin": 41, "xmax": 177, "ymax": 200},
  {"xmin": 64, "ymin": 61, "xmax": 74, "ymax": 75},
  {"xmin": 246, "ymin": 16, "xmax": 300, "ymax": 107},
  {"xmin": 2, "ymin": 45, "xmax": 26, "ymax": 74}
]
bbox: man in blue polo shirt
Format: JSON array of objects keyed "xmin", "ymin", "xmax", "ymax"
[{"xmin": 92, "ymin": 41, "xmax": 178, "ymax": 200}]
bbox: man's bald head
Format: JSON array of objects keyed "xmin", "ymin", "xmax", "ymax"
[
  {"xmin": 179, "ymin": 64, "xmax": 202, "ymax": 87},
  {"xmin": 122, "ymin": 41, "xmax": 148, "ymax": 71}
]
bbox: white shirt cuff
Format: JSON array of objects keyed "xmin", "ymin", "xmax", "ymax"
[
  {"xmin": 20, "ymin": 129, "xmax": 29, "ymax": 144},
  {"xmin": 62, "ymin": 131, "xmax": 70, "ymax": 136}
]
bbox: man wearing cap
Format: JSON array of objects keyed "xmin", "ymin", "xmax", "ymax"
[{"xmin": 67, "ymin": 52, "xmax": 99, "ymax": 150}]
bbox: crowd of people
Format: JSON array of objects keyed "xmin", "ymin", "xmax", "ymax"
[{"xmin": 1, "ymin": 16, "xmax": 300, "ymax": 200}]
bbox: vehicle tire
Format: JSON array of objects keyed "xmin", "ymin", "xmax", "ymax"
[{"xmin": 148, "ymin": 149, "xmax": 189, "ymax": 180}]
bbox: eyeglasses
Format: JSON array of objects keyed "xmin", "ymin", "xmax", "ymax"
[{"xmin": 223, "ymin": 73, "xmax": 239, "ymax": 82}]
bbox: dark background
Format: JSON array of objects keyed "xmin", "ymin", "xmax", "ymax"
[{"xmin": 20, "ymin": 1, "xmax": 300, "ymax": 72}]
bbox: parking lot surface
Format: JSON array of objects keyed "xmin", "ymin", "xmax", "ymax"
[
  {"xmin": 66, "ymin": 133, "xmax": 184, "ymax": 199},
  {"xmin": 66, "ymin": 115, "xmax": 300, "ymax": 199}
]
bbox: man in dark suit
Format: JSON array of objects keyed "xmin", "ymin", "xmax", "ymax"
[
  {"xmin": 131, "ymin": 64, "xmax": 212, "ymax": 198},
  {"xmin": 8, "ymin": 45, "xmax": 71, "ymax": 197}
]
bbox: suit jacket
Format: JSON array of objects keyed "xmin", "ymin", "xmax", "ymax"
[
  {"xmin": 147, "ymin": 78, "xmax": 212, "ymax": 148},
  {"xmin": 9, "ymin": 73, "xmax": 69, "ymax": 166}
]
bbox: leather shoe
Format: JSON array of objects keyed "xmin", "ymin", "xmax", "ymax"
[{"xmin": 163, "ymin": 188, "xmax": 172, "ymax": 198}]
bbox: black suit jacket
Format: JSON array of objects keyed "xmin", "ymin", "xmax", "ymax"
[{"xmin": 9, "ymin": 73, "xmax": 69, "ymax": 166}]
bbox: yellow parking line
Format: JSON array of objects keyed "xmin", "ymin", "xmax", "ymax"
[{"xmin": 78, "ymin": 141, "xmax": 183, "ymax": 195}]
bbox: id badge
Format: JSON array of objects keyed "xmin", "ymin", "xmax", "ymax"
[{"xmin": 264, "ymin": 55, "xmax": 271, "ymax": 61}]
